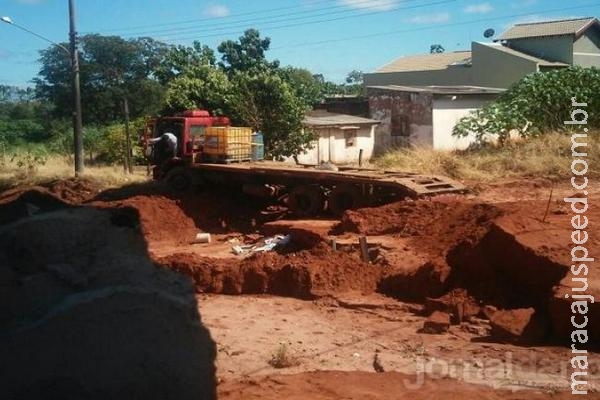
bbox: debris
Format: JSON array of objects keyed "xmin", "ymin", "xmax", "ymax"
[
  {"xmin": 359, "ymin": 236, "xmax": 369, "ymax": 262},
  {"xmin": 192, "ymin": 232, "xmax": 212, "ymax": 244},
  {"xmin": 232, "ymin": 235, "xmax": 291, "ymax": 255},
  {"xmin": 372, "ymin": 353, "xmax": 385, "ymax": 373}
]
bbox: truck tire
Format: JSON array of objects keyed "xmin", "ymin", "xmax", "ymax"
[
  {"xmin": 164, "ymin": 167, "xmax": 193, "ymax": 192},
  {"xmin": 328, "ymin": 184, "xmax": 364, "ymax": 216},
  {"xmin": 288, "ymin": 185, "xmax": 325, "ymax": 218}
]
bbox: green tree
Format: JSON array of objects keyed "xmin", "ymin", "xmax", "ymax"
[
  {"xmin": 164, "ymin": 65, "xmax": 231, "ymax": 115},
  {"xmin": 155, "ymin": 41, "xmax": 216, "ymax": 84},
  {"xmin": 229, "ymin": 71, "xmax": 314, "ymax": 158},
  {"xmin": 34, "ymin": 34, "xmax": 169, "ymax": 124},
  {"xmin": 453, "ymin": 67, "xmax": 600, "ymax": 144},
  {"xmin": 218, "ymin": 29, "xmax": 279, "ymax": 74},
  {"xmin": 430, "ymin": 44, "xmax": 445, "ymax": 54},
  {"xmin": 279, "ymin": 66, "xmax": 324, "ymax": 106},
  {"xmin": 345, "ymin": 70, "xmax": 364, "ymax": 84}
]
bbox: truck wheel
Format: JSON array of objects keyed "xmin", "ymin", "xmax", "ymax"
[
  {"xmin": 328, "ymin": 184, "xmax": 364, "ymax": 216},
  {"xmin": 288, "ymin": 185, "xmax": 325, "ymax": 218},
  {"xmin": 164, "ymin": 167, "xmax": 192, "ymax": 192}
]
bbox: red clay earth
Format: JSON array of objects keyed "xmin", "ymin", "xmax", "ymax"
[
  {"xmin": 1, "ymin": 178, "xmax": 599, "ymax": 398},
  {"xmin": 217, "ymin": 370, "xmax": 581, "ymax": 400}
]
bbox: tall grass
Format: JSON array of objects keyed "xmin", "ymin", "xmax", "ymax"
[
  {"xmin": 374, "ymin": 132, "xmax": 600, "ymax": 182},
  {"xmin": 0, "ymin": 150, "xmax": 149, "ymax": 190}
]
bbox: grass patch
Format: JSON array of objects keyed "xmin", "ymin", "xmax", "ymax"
[
  {"xmin": 268, "ymin": 343, "xmax": 299, "ymax": 369},
  {"xmin": 373, "ymin": 132, "xmax": 600, "ymax": 182},
  {"xmin": 0, "ymin": 152, "xmax": 149, "ymax": 191}
]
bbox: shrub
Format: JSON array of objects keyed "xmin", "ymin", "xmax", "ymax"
[{"xmin": 453, "ymin": 67, "xmax": 600, "ymax": 144}]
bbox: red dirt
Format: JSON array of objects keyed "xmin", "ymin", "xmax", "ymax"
[
  {"xmin": 3, "ymin": 178, "xmax": 600, "ymax": 400},
  {"xmin": 158, "ymin": 243, "xmax": 382, "ymax": 299},
  {"xmin": 83, "ymin": 182, "xmax": 600, "ymax": 344},
  {"xmin": 218, "ymin": 371, "xmax": 578, "ymax": 400}
]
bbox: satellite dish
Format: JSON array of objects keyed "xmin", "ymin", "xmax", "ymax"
[{"xmin": 483, "ymin": 28, "xmax": 495, "ymax": 39}]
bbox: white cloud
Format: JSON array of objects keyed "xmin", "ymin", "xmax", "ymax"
[
  {"xmin": 203, "ymin": 4, "xmax": 230, "ymax": 18},
  {"xmin": 408, "ymin": 12, "xmax": 451, "ymax": 24},
  {"xmin": 464, "ymin": 3, "xmax": 493, "ymax": 14},
  {"xmin": 511, "ymin": 0, "xmax": 537, "ymax": 9},
  {"xmin": 338, "ymin": 0, "xmax": 399, "ymax": 11}
]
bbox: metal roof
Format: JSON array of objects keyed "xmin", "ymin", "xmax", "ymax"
[
  {"xmin": 303, "ymin": 111, "xmax": 379, "ymax": 127},
  {"xmin": 367, "ymin": 85, "xmax": 505, "ymax": 95},
  {"xmin": 374, "ymin": 51, "xmax": 472, "ymax": 73},
  {"xmin": 478, "ymin": 42, "xmax": 569, "ymax": 67},
  {"xmin": 498, "ymin": 17, "xmax": 598, "ymax": 40}
]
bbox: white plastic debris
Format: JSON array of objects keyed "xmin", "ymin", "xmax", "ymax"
[
  {"xmin": 231, "ymin": 234, "xmax": 291, "ymax": 255},
  {"xmin": 192, "ymin": 233, "xmax": 211, "ymax": 244}
]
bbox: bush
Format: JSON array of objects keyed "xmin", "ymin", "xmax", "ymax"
[{"xmin": 453, "ymin": 67, "xmax": 600, "ymax": 144}]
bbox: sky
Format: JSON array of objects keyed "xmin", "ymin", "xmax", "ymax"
[{"xmin": 1, "ymin": 0, "xmax": 599, "ymax": 87}]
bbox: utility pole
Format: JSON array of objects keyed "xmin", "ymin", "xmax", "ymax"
[
  {"xmin": 69, "ymin": 0, "xmax": 84, "ymax": 175},
  {"xmin": 2, "ymin": 5, "xmax": 84, "ymax": 177},
  {"xmin": 123, "ymin": 97, "xmax": 133, "ymax": 174}
]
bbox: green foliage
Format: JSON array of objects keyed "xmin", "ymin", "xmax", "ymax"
[
  {"xmin": 230, "ymin": 71, "xmax": 314, "ymax": 158},
  {"xmin": 430, "ymin": 44, "xmax": 445, "ymax": 54},
  {"xmin": 164, "ymin": 66, "xmax": 231, "ymax": 115},
  {"xmin": 35, "ymin": 34, "xmax": 168, "ymax": 124},
  {"xmin": 278, "ymin": 66, "xmax": 325, "ymax": 106},
  {"xmin": 453, "ymin": 67, "xmax": 600, "ymax": 144},
  {"xmin": 218, "ymin": 29, "xmax": 279, "ymax": 74},
  {"xmin": 155, "ymin": 41, "xmax": 216, "ymax": 84},
  {"xmin": 10, "ymin": 147, "xmax": 48, "ymax": 177},
  {"xmin": 345, "ymin": 70, "xmax": 364, "ymax": 84}
]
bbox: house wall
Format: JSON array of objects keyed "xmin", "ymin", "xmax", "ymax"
[
  {"xmin": 368, "ymin": 87, "xmax": 433, "ymax": 154},
  {"xmin": 470, "ymin": 42, "xmax": 539, "ymax": 88},
  {"xmin": 505, "ymin": 35, "xmax": 574, "ymax": 64},
  {"xmin": 574, "ymin": 28, "xmax": 600, "ymax": 67},
  {"xmin": 363, "ymin": 66, "xmax": 473, "ymax": 88},
  {"xmin": 432, "ymin": 95, "xmax": 496, "ymax": 150},
  {"xmin": 294, "ymin": 125, "xmax": 376, "ymax": 165}
]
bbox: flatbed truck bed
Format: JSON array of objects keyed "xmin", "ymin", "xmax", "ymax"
[{"xmin": 163, "ymin": 160, "xmax": 466, "ymax": 217}]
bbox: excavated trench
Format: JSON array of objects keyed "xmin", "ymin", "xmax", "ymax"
[{"xmin": 1, "ymin": 182, "xmax": 598, "ymax": 344}]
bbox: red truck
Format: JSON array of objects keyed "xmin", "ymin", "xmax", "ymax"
[{"xmin": 145, "ymin": 109, "xmax": 466, "ymax": 217}]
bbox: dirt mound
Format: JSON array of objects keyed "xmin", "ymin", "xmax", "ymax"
[
  {"xmin": 0, "ymin": 186, "xmax": 73, "ymax": 225},
  {"xmin": 158, "ymin": 243, "xmax": 382, "ymax": 299},
  {"xmin": 335, "ymin": 199, "xmax": 502, "ymax": 256},
  {"xmin": 100, "ymin": 195, "xmax": 199, "ymax": 245},
  {"xmin": 218, "ymin": 371, "xmax": 576, "ymax": 400},
  {"xmin": 334, "ymin": 197, "xmax": 600, "ymax": 343},
  {"xmin": 43, "ymin": 178, "xmax": 101, "ymax": 203},
  {"xmin": 0, "ymin": 206, "xmax": 216, "ymax": 399}
]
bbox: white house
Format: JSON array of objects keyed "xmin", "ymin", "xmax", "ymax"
[{"xmin": 295, "ymin": 111, "xmax": 380, "ymax": 165}]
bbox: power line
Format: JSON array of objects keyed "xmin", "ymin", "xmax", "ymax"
[
  {"xmin": 158, "ymin": 0, "xmax": 456, "ymax": 43},
  {"xmin": 110, "ymin": 0, "xmax": 401, "ymax": 37},
  {"xmin": 87, "ymin": 0, "xmax": 400, "ymax": 35},
  {"xmin": 269, "ymin": 3, "xmax": 599, "ymax": 52}
]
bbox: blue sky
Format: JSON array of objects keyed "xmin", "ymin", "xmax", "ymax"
[{"xmin": 1, "ymin": 0, "xmax": 599, "ymax": 87}]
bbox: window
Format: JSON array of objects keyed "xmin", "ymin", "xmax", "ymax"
[
  {"xmin": 391, "ymin": 113, "xmax": 410, "ymax": 137},
  {"xmin": 344, "ymin": 129, "xmax": 357, "ymax": 147}
]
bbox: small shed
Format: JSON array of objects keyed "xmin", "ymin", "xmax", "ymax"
[
  {"xmin": 368, "ymin": 85, "xmax": 504, "ymax": 151},
  {"xmin": 296, "ymin": 111, "xmax": 380, "ymax": 165}
]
